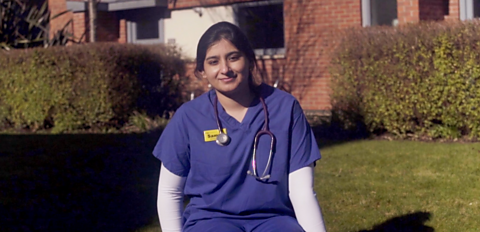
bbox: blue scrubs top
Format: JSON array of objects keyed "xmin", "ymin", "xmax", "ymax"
[{"xmin": 153, "ymin": 83, "xmax": 321, "ymax": 227}]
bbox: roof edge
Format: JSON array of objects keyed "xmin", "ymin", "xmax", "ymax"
[{"xmin": 66, "ymin": 0, "xmax": 167, "ymax": 12}]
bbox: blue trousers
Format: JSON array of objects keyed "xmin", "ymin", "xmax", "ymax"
[{"xmin": 183, "ymin": 215, "xmax": 304, "ymax": 232}]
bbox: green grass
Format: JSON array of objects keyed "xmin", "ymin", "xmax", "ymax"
[
  {"xmin": 316, "ymin": 140, "xmax": 480, "ymax": 232},
  {"xmin": 2, "ymin": 133, "xmax": 479, "ymax": 231}
]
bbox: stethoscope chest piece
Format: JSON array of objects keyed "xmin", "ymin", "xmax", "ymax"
[{"xmin": 216, "ymin": 133, "xmax": 230, "ymax": 146}]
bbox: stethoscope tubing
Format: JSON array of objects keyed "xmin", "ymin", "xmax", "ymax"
[{"xmin": 213, "ymin": 95, "xmax": 275, "ymax": 181}]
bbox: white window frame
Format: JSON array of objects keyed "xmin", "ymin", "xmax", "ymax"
[
  {"xmin": 361, "ymin": 0, "xmax": 398, "ymax": 27},
  {"xmin": 233, "ymin": 0, "xmax": 285, "ymax": 56},
  {"xmin": 362, "ymin": 0, "xmax": 372, "ymax": 27},
  {"xmin": 127, "ymin": 19, "xmax": 165, "ymax": 44},
  {"xmin": 460, "ymin": 0, "xmax": 480, "ymax": 20}
]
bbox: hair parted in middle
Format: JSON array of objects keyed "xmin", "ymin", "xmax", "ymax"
[{"xmin": 195, "ymin": 21, "xmax": 259, "ymax": 87}]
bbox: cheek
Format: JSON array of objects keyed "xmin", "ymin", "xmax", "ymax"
[
  {"xmin": 206, "ymin": 72, "xmax": 220, "ymax": 82},
  {"xmin": 233, "ymin": 62, "xmax": 248, "ymax": 74},
  {"xmin": 203, "ymin": 67, "xmax": 216, "ymax": 78}
]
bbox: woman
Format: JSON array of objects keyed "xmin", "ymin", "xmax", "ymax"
[{"xmin": 153, "ymin": 21, "xmax": 327, "ymax": 232}]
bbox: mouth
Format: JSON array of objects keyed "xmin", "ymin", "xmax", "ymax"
[
  {"xmin": 219, "ymin": 77, "xmax": 235, "ymax": 82},
  {"xmin": 219, "ymin": 72, "xmax": 237, "ymax": 82}
]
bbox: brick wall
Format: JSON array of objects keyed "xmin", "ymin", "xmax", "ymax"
[
  {"xmin": 255, "ymin": 57, "xmax": 286, "ymax": 87},
  {"xmin": 119, "ymin": 19, "xmax": 127, "ymax": 43},
  {"xmin": 72, "ymin": 11, "xmax": 124, "ymax": 43},
  {"xmin": 398, "ymin": 0, "xmax": 459, "ymax": 23},
  {"xmin": 48, "ymin": 0, "xmax": 73, "ymax": 39},
  {"xmin": 96, "ymin": 11, "xmax": 120, "ymax": 42},
  {"xmin": 283, "ymin": 0, "xmax": 361, "ymax": 111},
  {"xmin": 419, "ymin": 0, "xmax": 449, "ymax": 21},
  {"xmin": 445, "ymin": 0, "xmax": 460, "ymax": 20},
  {"xmin": 72, "ymin": 12, "xmax": 87, "ymax": 42},
  {"xmin": 397, "ymin": 0, "xmax": 420, "ymax": 23}
]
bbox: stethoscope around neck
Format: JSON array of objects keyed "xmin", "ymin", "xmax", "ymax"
[{"xmin": 213, "ymin": 95, "xmax": 275, "ymax": 181}]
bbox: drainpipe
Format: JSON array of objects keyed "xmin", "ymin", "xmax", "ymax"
[{"xmin": 88, "ymin": 0, "xmax": 97, "ymax": 42}]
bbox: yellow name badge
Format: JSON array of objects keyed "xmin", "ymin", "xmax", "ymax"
[{"xmin": 204, "ymin": 128, "xmax": 227, "ymax": 142}]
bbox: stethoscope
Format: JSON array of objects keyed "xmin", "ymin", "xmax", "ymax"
[{"xmin": 213, "ymin": 95, "xmax": 275, "ymax": 181}]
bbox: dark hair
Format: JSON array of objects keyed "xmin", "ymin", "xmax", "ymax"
[{"xmin": 195, "ymin": 21, "xmax": 257, "ymax": 76}]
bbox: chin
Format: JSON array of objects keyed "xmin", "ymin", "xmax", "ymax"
[
  {"xmin": 217, "ymin": 87, "xmax": 238, "ymax": 96},
  {"xmin": 213, "ymin": 79, "xmax": 249, "ymax": 95},
  {"xmin": 216, "ymin": 82, "xmax": 239, "ymax": 92}
]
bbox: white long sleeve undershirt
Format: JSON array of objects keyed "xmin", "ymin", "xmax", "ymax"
[
  {"xmin": 157, "ymin": 164, "xmax": 185, "ymax": 232},
  {"xmin": 157, "ymin": 163, "xmax": 327, "ymax": 232},
  {"xmin": 289, "ymin": 164, "xmax": 327, "ymax": 232}
]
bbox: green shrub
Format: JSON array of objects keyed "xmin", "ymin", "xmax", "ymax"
[
  {"xmin": 330, "ymin": 21, "xmax": 480, "ymax": 140},
  {"xmin": 124, "ymin": 111, "xmax": 169, "ymax": 133},
  {"xmin": 0, "ymin": 43, "xmax": 185, "ymax": 133}
]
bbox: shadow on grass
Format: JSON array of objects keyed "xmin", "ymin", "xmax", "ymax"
[
  {"xmin": 0, "ymin": 115, "xmax": 368, "ymax": 231},
  {"xmin": 0, "ymin": 130, "xmax": 163, "ymax": 232},
  {"xmin": 310, "ymin": 118, "xmax": 370, "ymax": 149},
  {"xmin": 358, "ymin": 211, "xmax": 434, "ymax": 232}
]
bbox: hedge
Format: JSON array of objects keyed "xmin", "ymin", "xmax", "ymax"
[
  {"xmin": 0, "ymin": 43, "xmax": 186, "ymax": 133},
  {"xmin": 330, "ymin": 21, "xmax": 480, "ymax": 140}
]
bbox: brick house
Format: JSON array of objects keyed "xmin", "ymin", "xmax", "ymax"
[{"xmin": 48, "ymin": 0, "xmax": 479, "ymax": 114}]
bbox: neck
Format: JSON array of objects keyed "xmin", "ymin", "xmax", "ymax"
[
  {"xmin": 216, "ymin": 88, "xmax": 255, "ymax": 110},
  {"xmin": 215, "ymin": 89, "xmax": 256, "ymax": 122}
]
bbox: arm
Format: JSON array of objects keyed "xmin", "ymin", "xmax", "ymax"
[
  {"xmin": 157, "ymin": 163, "xmax": 186, "ymax": 232},
  {"xmin": 289, "ymin": 164, "xmax": 327, "ymax": 232}
]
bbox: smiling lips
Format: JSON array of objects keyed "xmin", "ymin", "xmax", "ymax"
[
  {"xmin": 219, "ymin": 72, "xmax": 237, "ymax": 82},
  {"xmin": 219, "ymin": 77, "xmax": 235, "ymax": 83}
]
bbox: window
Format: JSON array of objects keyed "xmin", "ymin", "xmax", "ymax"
[
  {"xmin": 127, "ymin": 19, "xmax": 164, "ymax": 44},
  {"xmin": 125, "ymin": 8, "xmax": 166, "ymax": 44},
  {"xmin": 460, "ymin": 0, "xmax": 480, "ymax": 20},
  {"xmin": 362, "ymin": 0, "xmax": 398, "ymax": 27},
  {"xmin": 235, "ymin": 0, "xmax": 285, "ymax": 56},
  {"xmin": 475, "ymin": 0, "xmax": 480, "ymax": 17},
  {"xmin": 136, "ymin": 20, "xmax": 160, "ymax": 40}
]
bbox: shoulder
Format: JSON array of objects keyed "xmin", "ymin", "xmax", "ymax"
[
  {"xmin": 259, "ymin": 83, "xmax": 303, "ymax": 114},
  {"xmin": 162, "ymin": 91, "xmax": 214, "ymax": 138},
  {"xmin": 171, "ymin": 90, "xmax": 214, "ymax": 120}
]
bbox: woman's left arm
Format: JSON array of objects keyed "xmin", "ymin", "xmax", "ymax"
[{"xmin": 289, "ymin": 164, "xmax": 327, "ymax": 232}]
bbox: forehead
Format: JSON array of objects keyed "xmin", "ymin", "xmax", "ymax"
[{"xmin": 206, "ymin": 39, "xmax": 239, "ymax": 56}]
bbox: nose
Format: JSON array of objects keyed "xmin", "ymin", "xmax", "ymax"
[{"xmin": 219, "ymin": 60, "xmax": 231, "ymax": 75}]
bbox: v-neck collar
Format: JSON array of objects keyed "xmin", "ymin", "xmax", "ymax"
[{"xmin": 209, "ymin": 90, "xmax": 264, "ymax": 130}]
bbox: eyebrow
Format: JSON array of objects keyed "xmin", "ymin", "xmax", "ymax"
[{"xmin": 205, "ymin": 51, "xmax": 242, "ymax": 60}]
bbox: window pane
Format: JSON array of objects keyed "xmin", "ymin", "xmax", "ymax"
[
  {"xmin": 475, "ymin": 0, "xmax": 480, "ymax": 17},
  {"xmin": 237, "ymin": 3, "xmax": 284, "ymax": 49},
  {"xmin": 136, "ymin": 20, "xmax": 159, "ymax": 40},
  {"xmin": 371, "ymin": 0, "xmax": 398, "ymax": 26}
]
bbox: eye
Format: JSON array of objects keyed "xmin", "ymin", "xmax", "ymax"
[
  {"xmin": 207, "ymin": 60, "xmax": 218, "ymax": 65},
  {"xmin": 229, "ymin": 55, "xmax": 240, "ymax": 61}
]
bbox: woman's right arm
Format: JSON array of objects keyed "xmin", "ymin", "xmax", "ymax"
[{"xmin": 157, "ymin": 163, "xmax": 187, "ymax": 232}]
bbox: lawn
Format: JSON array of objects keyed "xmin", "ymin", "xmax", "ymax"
[
  {"xmin": 316, "ymin": 140, "xmax": 480, "ymax": 232},
  {"xmin": 1, "ymin": 132, "xmax": 479, "ymax": 231}
]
